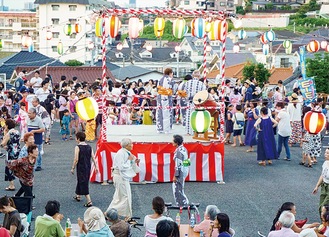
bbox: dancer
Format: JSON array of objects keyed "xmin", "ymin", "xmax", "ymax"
[
  {"xmin": 71, "ymin": 132, "xmax": 98, "ymax": 207},
  {"xmin": 172, "ymin": 134, "xmax": 189, "ymax": 206},
  {"xmin": 106, "ymin": 138, "xmax": 140, "ymax": 218},
  {"xmin": 156, "ymin": 68, "xmax": 174, "ymax": 134}
]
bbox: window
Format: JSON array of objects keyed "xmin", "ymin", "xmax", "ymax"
[
  {"xmin": 70, "ymin": 33, "xmax": 76, "ymax": 39},
  {"xmin": 69, "ymin": 19, "xmax": 77, "ymax": 24},
  {"xmin": 51, "ymin": 5, "xmax": 59, "ymax": 11},
  {"xmin": 184, "ymin": 0, "xmax": 190, "ymax": 4},
  {"xmin": 52, "ymin": 46, "xmax": 57, "ymax": 52},
  {"xmin": 52, "ymin": 18, "xmax": 60, "ymax": 25},
  {"xmin": 69, "ymin": 5, "xmax": 77, "ymax": 11},
  {"xmin": 220, "ymin": 2, "xmax": 226, "ymax": 6},
  {"xmin": 69, "ymin": 46, "xmax": 77, "ymax": 52},
  {"xmin": 53, "ymin": 32, "xmax": 59, "ymax": 38},
  {"xmin": 280, "ymin": 58, "xmax": 291, "ymax": 68}
]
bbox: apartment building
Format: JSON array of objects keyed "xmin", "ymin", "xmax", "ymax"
[
  {"xmin": 0, "ymin": 11, "xmax": 38, "ymax": 52},
  {"xmin": 176, "ymin": 0, "xmax": 235, "ymax": 12}
]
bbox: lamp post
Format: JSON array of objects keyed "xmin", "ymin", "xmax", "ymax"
[
  {"xmin": 175, "ymin": 45, "xmax": 181, "ymax": 78},
  {"xmin": 116, "ymin": 42, "xmax": 125, "ymax": 67}
]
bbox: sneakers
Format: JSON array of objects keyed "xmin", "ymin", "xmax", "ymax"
[
  {"xmin": 0, "ymin": 153, "xmax": 5, "ymax": 158},
  {"xmin": 35, "ymin": 167, "xmax": 42, "ymax": 171},
  {"xmin": 284, "ymin": 157, "xmax": 291, "ymax": 161},
  {"xmin": 62, "ymin": 138, "xmax": 68, "ymax": 141}
]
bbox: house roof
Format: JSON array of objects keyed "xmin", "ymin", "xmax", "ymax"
[
  {"xmin": 95, "ymin": 60, "xmax": 120, "ymax": 71},
  {"xmin": 14, "ymin": 66, "xmax": 115, "ymax": 84},
  {"xmin": 269, "ymin": 67, "xmax": 293, "ymax": 85},
  {"xmin": 0, "ymin": 51, "xmax": 65, "ymax": 79},
  {"xmin": 274, "ymin": 30, "xmax": 303, "ymax": 40},
  {"xmin": 184, "ymin": 34, "xmax": 234, "ymax": 51},
  {"xmin": 207, "ymin": 63, "xmax": 245, "ymax": 79},
  {"xmin": 254, "ymin": 43, "xmax": 305, "ymax": 54},
  {"xmin": 294, "ymin": 29, "xmax": 329, "ymax": 44},
  {"xmin": 226, "ymin": 52, "xmax": 256, "ymax": 67},
  {"xmin": 111, "ymin": 65, "xmax": 162, "ymax": 80},
  {"xmin": 34, "ymin": 0, "xmax": 113, "ymax": 6}
]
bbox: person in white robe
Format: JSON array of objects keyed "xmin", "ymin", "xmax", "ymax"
[{"xmin": 106, "ymin": 138, "xmax": 140, "ymax": 218}]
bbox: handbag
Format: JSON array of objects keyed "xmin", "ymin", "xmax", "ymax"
[{"xmin": 234, "ymin": 114, "xmax": 245, "ymax": 129}]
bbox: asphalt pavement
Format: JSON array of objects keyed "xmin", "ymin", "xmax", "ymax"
[{"xmin": 0, "ymin": 122, "xmax": 326, "ymax": 237}]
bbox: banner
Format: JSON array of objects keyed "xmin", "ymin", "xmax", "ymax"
[
  {"xmin": 299, "ymin": 46, "xmax": 307, "ymax": 80},
  {"xmin": 298, "ymin": 77, "xmax": 317, "ymax": 103}
]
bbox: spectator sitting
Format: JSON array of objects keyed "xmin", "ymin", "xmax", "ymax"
[
  {"xmin": 156, "ymin": 219, "xmax": 179, "ymax": 237},
  {"xmin": 144, "ymin": 196, "xmax": 173, "ymax": 237},
  {"xmin": 105, "ymin": 208, "xmax": 130, "ymax": 237},
  {"xmin": 0, "ymin": 196, "xmax": 22, "ymax": 237},
  {"xmin": 34, "ymin": 200, "xmax": 65, "ymax": 237},
  {"xmin": 268, "ymin": 211, "xmax": 298, "ymax": 237},
  {"xmin": 212, "ymin": 213, "xmax": 232, "ymax": 237},
  {"xmin": 0, "ymin": 227, "xmax": 11, "ymax": 237},
  {"xmin": 299, "ymin": 228, "xmax": 317, "ymax": 237},
  {"xmin": 193, "ymin": 205, "xmax": 220, "ymax": 237}
]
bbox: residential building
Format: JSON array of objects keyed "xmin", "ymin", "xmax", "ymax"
[
  {"xmin": 111, "ymin": 65, "xmax": 163, "ymax": 82},
  {"xmin": 35, "ymin": 0, "xmax": 111, "ymax": 64},
  {"xmin": 240, "ymin": 14, "xmax": 290, "ymax": 28},
  {"xmin": 24, "ymin": 2, "xmax": 38, "ymax": 10},
  {"xmin": 0, "ymin": 11, "xmax": 38, "ymax": 52},
  {"xmin": 176, "ymin": 0, "xmax": 234, "ymax": 11},
  {"xmin": 129, "ymin": 0, "xmax": 136, "ymax": 8}
]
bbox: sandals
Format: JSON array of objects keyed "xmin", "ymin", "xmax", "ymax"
[
  {"xmin": 246, "ymin": 149, "xmax": 254, "ymax": 152},
  {"xmin": 299, "ymin": 162, "xmax": 305, "ymax": 166},
  {"xmin": 5, "ymin": 187, "xmax": 15, "ymax": 191},
  {"xmin": 258, "ymin": 161, "xmax": 266, "ymax": 166},
  {"xmin": 45, "ymin": 141, "xmax": 51, "ymax": 145},
  {"xmin": 267, "ymin": 160, "xmax": 272, "ymax": 165},
  {"xmin": 73, "ymin": 196, "xmax": 81, "ymax": 202},
  {"xmin": 84, "ymin": 201, "xmax": 93, "ymax": 207}
]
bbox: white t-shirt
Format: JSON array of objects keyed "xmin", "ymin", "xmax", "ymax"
[
  {"xmin": 35, "ymin": 88, "xmax": 50, "ymax": 102},
  {"xmin": 277, "ymin": 109, "xmax": 292, "ymax": 137},
  {"xmin": 111, "ymin": 87, "xmax": 121, "ymax": 103},
  {"xmin": 322, "ymin": 161, "xmax": 329, "ymax": 184},
  {"xmin": 143, "ymin": 215, "xmax": 173, "ymax": 235},
  {"xmin": 30, "ymin": 77, "xmax": 43, "ymax": 89},
  {"xmin": 287, "ymin": 103, "xmax": 302, "ymax": 122},
  {"xmin": 232, "ymin": 111, "xmax": 244, "ymax": 130}
]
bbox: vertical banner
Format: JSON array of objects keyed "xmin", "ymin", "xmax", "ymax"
[
  {"xmin": 299, "ymin": 46, "xmax": 307, "ymax": 80},
  {"xmin": 298, "ymin": 77, "xmax": 317, "ymax": 104}
]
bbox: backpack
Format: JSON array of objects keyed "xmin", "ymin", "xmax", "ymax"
[{"xmin": 234, "ymin": 114, "xmax": 245, "ymax": 129}]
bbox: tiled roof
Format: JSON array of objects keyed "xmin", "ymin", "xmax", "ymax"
[
  {"xmin": 94, "ymin": 60, "xmax": 120, "ymax": 71},
  {"xmin": 0, "ymin": 51, "xmax": 65, "ymax": 79},
  {"xmin": 111, "ymin": 65, "xmax": 162, "ymax": 80},
  {"xmin": 34, "ymin": 0, "xmax": 112, "ymax": 5},
  {"xmin": 207, "ymin": 63, "xmax": 245, "ymax": 79},
  {"xmin": 14, "ymin": 66, "xmax": 115, "ymax": 84},
  {"xmin": 268, "ymin": 67, "xmax": 293, "ymax": 85}
]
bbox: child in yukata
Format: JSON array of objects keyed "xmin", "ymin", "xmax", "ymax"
[{"xmin": 60, "ymin": 109, "xmax": 71, "ymax": 141}]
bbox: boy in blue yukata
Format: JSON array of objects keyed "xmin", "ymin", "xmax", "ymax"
[{"xmin": 60, "ymin": 109, "xmax": 71, "ymax": 141}]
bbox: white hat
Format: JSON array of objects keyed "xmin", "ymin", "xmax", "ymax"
[{"xmin": 84, "ymin": 207, "xmax": 107, "ymax": 232}]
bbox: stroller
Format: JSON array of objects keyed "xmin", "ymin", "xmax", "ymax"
[{"xmin": 12, "ymin": 196, "xmax": 33, "ymax": 237}]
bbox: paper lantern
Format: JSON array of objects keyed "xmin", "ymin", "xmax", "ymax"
[
  {"xmin": 303, "ymin": 110, "xmax": 326, "ymax": 135},
  {"xmin": 64, "ymin": 24, "xmax": 73, "ymax": 36},
  {"xmin": 326, "ymin": 45, "xmax": 329, "ymax": 52},
  {"xmin": 0, "ymin": 39, "xmax": 2, "ymax": 49},
  {"xmin": 95, "ymin": 17, "xmax": 109, "ymax": 38},
  {"xmin": 46, "ymin": 30, "xmax": 52, "ymax": 40},
  {"xmin": 208, "ymin": 22, "xmax": 216, "ymax": 41},
  {"xmin": 205, "ymin": 21, "xmax": 212, "ymax": 33},
  {"xmin": 282, "ymin": 40, "xmax": 292, "ymax": 49},
  {"xmin": 285, "ymin": 44, "xmax": 292, "ymax": 54},
  {"xmin": 75, "ymin": 23, "xmax": 81, "ymax": 33},
  {"xmin": 320, "ymin": 40, "xmax": 328, "ymax": 49},
  {"xmin": 190, "ymin": 110, "xmax": 211, "ymax": 133},
  {"xmin": 173, "ymin": 18, "xmax": 186, "ymax": 39},
  {"xmin": 21, "ymin": 34, "xmax": 32, "ymax": 47},
  {"xmin": 191, "ymin": 18, "xmax": 196, "ymax": 37},
  {"xmin": 265, "ymin": 30, "xmax": 275, "ymax": 42},
  {"xmin": 28, "ymin": 43, "xmax": 34, "ymax": 53},
  {"xmin": 76, "ymin": 97, "xmax": 99, "ymax": 121},
  {"xmin": 238, "ymin": 29, "xmax": 246, "ymax": 40},
  {"xmin": 262, "ymin": 44, "xmax": 269, "ymax": 55},
  {"xmin": 109, "ymin": 16, "xmax": 120, "ymax": 38},
  {"xmin": 154, "ymin": 29, "xmax": 164, "ymax": 38},
  {"xmin": 193, "ymin": 18, "xmax": 206, "ymax": 39},
  {"xmin": 129, "ymin": 17, "xmax": 140, "ymax": 39},
  {"xmin": 138, "ymin": 19, "xmax": 144, "ymax": 37},
  {"xmin": 307, "ymin": 40, "xmax": 320, "ymax": 53},
  {"xmin": 260, "ymin": 34, "xmax": 268, "ymax": 44},
  {"xmin": 233, "ymin": 44, "xmax": 240, "ymax": 53},
  {"xmin": 213, "ymin": 19, "xmax": 227, "ymax": 41},
  {"xmin": 88, "ymin": 41, "xmax": 94, "ymax": 50},
  {"xmin": 57, "ymin": 41, "xmax": 63, "ymax": 55},
  {"xmin": 154, "ymin": 17, "xmax": 165, "ymax": 32}
]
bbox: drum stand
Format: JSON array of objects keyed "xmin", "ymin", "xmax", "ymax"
[{"xmin": 193, "ymin": 112, "xmax": 219, "ymax": 141}]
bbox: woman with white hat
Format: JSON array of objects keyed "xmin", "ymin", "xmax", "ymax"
[{"xmin": 287, "ymin": 93, "xmax": 302, "ymax": 147}]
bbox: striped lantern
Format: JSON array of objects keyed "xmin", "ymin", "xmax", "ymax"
[
  {"xmin": 109, "ymin": 16, "xmax": 120, "ymax": 38},
  {"xmin": 208, "ymin": 22, "xmax": 216, "ymax": 41},
  {"xmin": 154, "ymin": 17, "xmax": 165, "ymax": 38},
  {"xmin": 205, "ymin": 21, "xmax": 212, "ymax": 33},
  {"xmin": 138, "ymin": 19, "xmax": 144, "ymax": 37},
  {"xmin": 193, "ymin": 17, "xmax": 206, "ymax": 39},
  {"xmin": 307, "ymin": 40, "xmax": 320, "ymax": 53},
  {"xmin": 191, "ymin": 18, "xmax": 196, "ymax": 37},
  {"xmin": 262, "ymin": 44, "xmax": 269, "ymax": 55},
  {"xmin": 320, "ymin": 40, "xmax": 328, "ymax": 49},
  {"xmin": 28, "ymin": 43, "xmax": 34, "ymax": 53},
  {"xmin": 265, "ymin": 30, "xmax": 275, "ymax": 42},
  {"xmin": 213, "ymin": 19, "xmax": 227, "ymax": 42},
  {"xmin": 260, "ymin": 34, "xmax": 268, "ymax": 44},
  {"xmin": 303, "ymin": 110, "xmax": 326, "ymax": 135},
  {"xmin": 21, "ymin": 35, "xmax": 32, "ymax": 47},
  {"xmin": 64, "ymin": 24, "xmax": 73, "ymax": 36},
  {"xmin": 282, "ymin": 40, "xmax": 292, "ymax": 49},
  {"xmin": 46, "ymin": 30, "xmax": 52, "ymax": 40},
  {"xmin": 57, "ymin": 41, "xmax": 63, "ymax": 55},
  {"xmin": 95, "ymin": 17, "xmax": 110, "ymax": 38},
  {"xmin": 190, "ymin": 109, "xmax": 211, "ymax": 133},
  {"xmin": 75, "ymin": 23, "xmax": 81, "ymax": 33},
  {"xmin": 76, "ymin": 97, "xmax": 99, "ymax": 121},
  {"xmin": 285, "ymin": 44, "xmax": 292, "ymax": 54},
  {"xmin": 0, "ymin": 39, "xmax": 2, "ymax": 49},
  {"xmin": 184, "ymin": 26, "xmax": 189, "ymax": 35},
  {"xmin": 326, "ymin": 45, "xmax": 329, "ymax": 52},
  {"xmin": 173, "ymin": 18, "xmax": 186, "ymax": 39},
  {"xmin": 238, "ymin": 29, "xmax": 246, "ymax": 40},
  {"xmin": 129, "ymin": 17, "xmax": 140, "ymax": 39}
]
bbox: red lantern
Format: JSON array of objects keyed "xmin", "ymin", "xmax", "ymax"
[
  {"xmin": 307, "ymin": 40, "xmax": 320, "ymax": 53},
  {"xmin": 213, "ymin": 19, "xmax": 227, "ymax": 42},
  {"xmin": 303, "ymin": 110, "xmax": 326, "ymax": 134},
  {"xmin": 260, "ymin": 34, "xmax": 268, "ymax": 44}
]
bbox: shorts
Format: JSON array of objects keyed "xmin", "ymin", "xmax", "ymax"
[
  {"xmin": 71, "ymin": 112, "xmax": 78, "ymax": 121},
  {"xmin": 233, "ymin": 129, "xmax": 242, "ymax": 136},
  {"xmin": 96, "ymin": 114, "xmax": 102, "ymax": 126}
]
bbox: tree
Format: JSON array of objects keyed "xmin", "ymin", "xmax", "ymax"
[
  {"xmin": 243, "ymin": 62, "xmax": 271, "ymax": 85},
  {"xmin": 65, "ymin": 59, "xmax": 84, "ymax": 66},
  {"xmin": 306, "ymin": 53, "xmax": 329, "ymax": 94},
  {"xmin": 236, "ymin": 6, "xmax": 245, "ymax": 15}
]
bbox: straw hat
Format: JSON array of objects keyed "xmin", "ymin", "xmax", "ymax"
[
  {"xmin": 84, "ymin": 207, "xmax": 107, "ymax": 232},
  {"xmin": 288, "ymin": 93, "xmax": 298, "ymax": 102},
  {"xmin": 244, "ymin": 79, "xmax": 251, "ymax": 85}
]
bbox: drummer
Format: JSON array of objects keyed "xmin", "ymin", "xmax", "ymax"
[{"xmin": 184, "ymin": 71, "xmax": 206, "ymax": 135}]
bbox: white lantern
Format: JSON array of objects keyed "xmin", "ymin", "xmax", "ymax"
[
  {"xmin": 87, "ymin": 41, "xmax": 94, "ymax": 50},
  {"xmin": 233, "ymin": 44, "xmax": 240, "ymax": 53},
  {"xmin": 146, "ymin": 44, "xmax": 152, "ymax": 51},
  {"xmin": 320, "ymin": 41, "xmax": 328, "ymax": 49},
  {"xmin": 128, "ymin": 17, "xmax": 140, "ymax": 39},
  {"xmin": 262, "ymin": 44, "xmax": 269, "ymax": 55},
  {"xmin": 116, "ymin": 42, "xmax": 123, "ymax": 51},
  {"xmin": 21, "ymin": 34, "xmax": 32, "ymax": 48},
  {"xmin": 46, "ymin": 30, "xmax": 52, "ymax": 40}
]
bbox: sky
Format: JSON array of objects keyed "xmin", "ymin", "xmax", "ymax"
[{"xmin": 3, "ymin": 0, "xmax": 167, "ymax": 10}]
